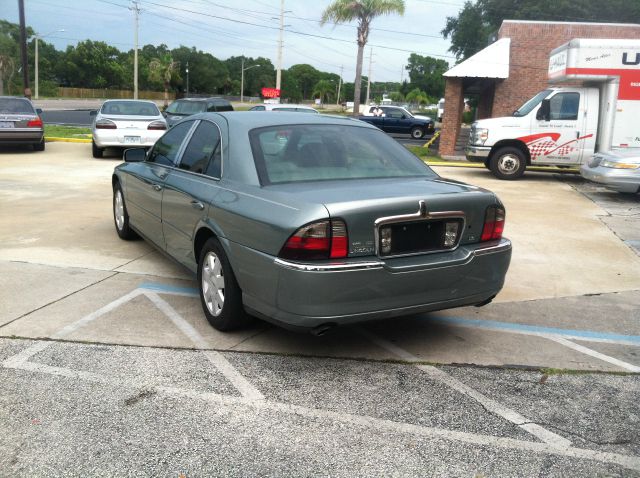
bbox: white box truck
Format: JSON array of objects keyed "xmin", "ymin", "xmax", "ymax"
[{"xmin": 466, "ymin": 39, "xmax": 640, "ymax": 180}]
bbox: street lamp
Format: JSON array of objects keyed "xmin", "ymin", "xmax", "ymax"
[
  {"xmin": 34, "ymin": 28, "xmax": 65, "ymax": 100},
  {"xmin": 240, "ymin": 58, "xmax": 260, "ymax": 104}
]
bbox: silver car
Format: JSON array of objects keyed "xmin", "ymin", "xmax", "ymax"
[
  {"xmin": 581, "ymin": 151, "xmax": 640, "ymax": 194},
  {"xmin": 91, "ymin": 100, "xmax": 167, "ymax": 158},
  {"xmin": 112, "ymin": 112, "xmax": 511, "ymax": 333},
  {"xmin": 0, "ymin": 96, "xmax": 45, "ymax": 151}
]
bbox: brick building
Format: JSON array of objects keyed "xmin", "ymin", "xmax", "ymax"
[{"xmin": 439, "ymin": 20, "xmax": 640, "ymax": 157}]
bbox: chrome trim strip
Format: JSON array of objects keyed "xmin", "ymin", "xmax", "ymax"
[
  {"xmin": 473, "ymin": 238, "xmax": 512, "ymax": 256},
  {"xmin": 273, "ymin": 238, "xmax": 511, "ymax": 272},
  {"xmin": 274, "ymin": 258, "xmax": 383, "ymax": 272},
  {"xmin": 374, "ymin": 202, "xmax": 466, "ymax": 258}
]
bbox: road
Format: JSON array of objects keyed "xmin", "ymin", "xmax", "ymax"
[{"xmin": 1, "ymin": 142, "xmax": 639, "ymax": 476}]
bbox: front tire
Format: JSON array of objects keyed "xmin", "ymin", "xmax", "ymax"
[
  {"xmin": 92, "ymin": 140, "xmax": 103, "ymax": 158},
  {"xmin": 197, "ymin": 238, "xmax": 248, "ymax": 331},
  {"xmin": 489, "ymin": 147, "xmax": 527, "ymax": 180},
  {"xmin": 113, "ymin": 182, "xmax": 137, "ymax": 240},
  {"xmin": 410, "ymin": 127, "xmax": 425, "ymax": 139}
]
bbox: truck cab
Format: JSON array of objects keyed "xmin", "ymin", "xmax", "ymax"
[
  {"xmin": 467, "ymin": 38, "xmax": 640, "ymax": 179},
  {"xmin": 467, "ymin": 87, "xmax": 599, "ymax": 178}
]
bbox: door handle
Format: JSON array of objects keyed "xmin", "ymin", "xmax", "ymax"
[
  {"xmin": 576, "ymin": 131, "xmax": 580, "ymax": 139},
  {"xmin": 190, "ymin": 200, "xmax": 205, "ymax": 211},
  {"xmin": 152, "ymin": 184, "xmax": 162, "ymax": 191}
]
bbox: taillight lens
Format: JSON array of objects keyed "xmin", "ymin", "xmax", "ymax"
[
  {"xmin": 147, "ymin": 120, "xmax": 167, "ymax": 130},
  {"xmin": 27, "ymin": 118, "xmax": 43, "ymax": 127},
  {"xmin": 481, "ymin": 206, "xmax": 505, "ymax": 242},
  {"xmin": 279, "ymin": 219, "xmax": 349, "ymax": 261},
  {"xmin": 96, "ymin": 119, "xmax": 117, "ymax": 129}
]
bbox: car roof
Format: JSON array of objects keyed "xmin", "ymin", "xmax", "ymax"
[
  {"xmin": 102, "ymin": 99, "xmax": 157, "ymax": 104},
  {"xmin": 188, "ymin": 111, "xmax": 374, "ymax": 130},
  {"xmin": 174, "ymin": 97, "xmax": 229, "ymax": 102}
]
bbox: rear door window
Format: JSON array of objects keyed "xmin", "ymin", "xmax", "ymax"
[{"xmin": 178, "ymin": 121, "xmax": 221, "ymax": 177}]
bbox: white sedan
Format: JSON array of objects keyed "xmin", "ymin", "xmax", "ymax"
[{"xmin": 91, "ymin": 100, "xmax": 167, "ymax": 158}]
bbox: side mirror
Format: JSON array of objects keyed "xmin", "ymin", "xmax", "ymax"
[
  {"xmin": 89, "ymin": 110, "xmax": 98, "ymax": 117},
  {"xmin": 161, "ymin": 111, "xmax": 167, "ymax": 117},
  {"xmin": 536, "ymin": 99, "xmax": 550, "ymax": 121},
  {"xmin": 123, "ymin": 148, "xmax": 147, "ymax": 162},
  {"xmin": 36, "ymin": 108, "xmax": 43, "ymax": 115}
]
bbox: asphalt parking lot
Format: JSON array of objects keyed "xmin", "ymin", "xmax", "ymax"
[{"xmin": 1, "ymin": 142, "xmax": 639, "ymax": 476}]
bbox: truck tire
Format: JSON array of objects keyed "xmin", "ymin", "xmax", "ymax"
[
  {"xmin": 410, "ymin": 127, "xmax": 425, "ymax": 139},
  {"xmin": 489, "ymin": 147, "xmax": 527, "ymax": 180}
]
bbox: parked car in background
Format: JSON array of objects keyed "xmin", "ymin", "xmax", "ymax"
[
  {"xmin": 90, "ymin": 100, "xmax": 166, "ymax": 158},
  {"xmin": 164, "ymin": 97, "xmax": 233, "ymax": 127},
  {"xmin": 249, "ymin": 104, "xmax": 319, "ymax": 113},
  {"xmin": 0, "ymin": 96, "xmax": 45, "ymax": 151},
  {"xmin": 358, "ymin": 106, "xmax": 435, "ymax": 139},
  {"xmin": 112, "ymin": 112, "xmax": 511, "ymax": 334},
  {"xmin": 580, "ymin": 151, "xmax": 640, "ymax": 194}
]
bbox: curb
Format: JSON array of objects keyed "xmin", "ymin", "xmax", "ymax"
[{"xmin": 45, "ymin": 137, "xmax": 91, "ymax": 143}]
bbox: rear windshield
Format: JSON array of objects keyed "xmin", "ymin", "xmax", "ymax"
[
  {"xmin": 250, "ymin": 124, "xmax": 436, "ymax": 185},
  {"xmin": 212, "ymin": 102, "xmax": 233, "ymax": 112},
  {"xmin": 166, "ymin": 100, "xmax": 206, "ymax": 114},
  {"xmin": 0, "ymin": 98, "xmax": 35, "ymax": 114},
  {"xmin": 101, "ymin": 101, "xmax": 159, "ymax": 116}
]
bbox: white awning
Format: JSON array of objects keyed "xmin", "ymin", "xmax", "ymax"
[{"xmin": 444, "ymin": 38, "xmax": 510, "ymax": 79}]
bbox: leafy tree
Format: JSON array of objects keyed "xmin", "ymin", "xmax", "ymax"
[
  {"xmin": 405, "ymin": 54, "xmax": 448, "ymax": 98},
  {"xmin": 312, "ymin": 79, "xmax": 335, "ymax": 104},
  {"xmin": 405, "ymin": 87, "xmax": 429, "ymax": 105},
  {"xmin": 56, "ymin": 41, "xmax": 127, "ymax": 89},
  {"xmin": 443, "ymin": 0, "xmax": 640, "ymax": 61},
  {"xmin": 225, "ymin": 56, "xmax": 275, "ymax": 97},
  {"xmin": 287, "ymin": 64, "xmax": 322, "ymax": 100},
  {"xmin": 321, "ymin": 0, "xmax": 405, "ymax": 115},
  {"xmin": 389, "ymin": 91, "xmax": 404, "ymax": 102},
  {"xmin": 149, "ymin": 54, "xmax": 179, "ymax": 106},
  {"xmin": 279, "ymin": 70, "xmax": 302, "ymax": 102}
]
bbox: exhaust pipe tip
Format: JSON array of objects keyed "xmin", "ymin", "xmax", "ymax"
[{"xmin": 311, "ymin": 322, "xmax": 338, "ymax": 336}]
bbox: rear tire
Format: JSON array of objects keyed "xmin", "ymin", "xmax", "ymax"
[
  {"xmin": 489, "ymin": 147, "xmax": 527, "ymax": 180},
  {"xmin": 197, "ymin": 238, "xmax": 249, "ymax": 331},
  {"xmin": 92, "ymin": 140, "xmax": 103, "ymax": 158},
  {"xmin": 410, "ymin": 127, "xmax": 425, "ymax": 139},
  {"xmin": 33, "ymin": 138, "xmax": 45, "ymax": 151}
]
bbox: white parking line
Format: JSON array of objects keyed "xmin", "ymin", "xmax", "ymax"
[
  {"xmin": 144, "ymin": 291, "xmax": 265, "ymax": 401},
  {"xmin": 546, "ymin": 336, "xmax": 640, "ymax": 373},
  {"xmin": 358, "ymin": 328, "xmax": 573, "ymax": 449}
]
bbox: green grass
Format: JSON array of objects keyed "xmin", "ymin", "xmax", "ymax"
[
  {"xmin": 44, "ymin": 124, "xmax": 91, "ymax": 139},
  {"xmin": 406, "ymin": 145, "xmax": 441, "ymax": 161}
]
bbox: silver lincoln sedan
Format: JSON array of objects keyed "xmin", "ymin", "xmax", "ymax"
[{"xmin": 112, "ymin": 112, "xmax": 511, "ymax": 333}]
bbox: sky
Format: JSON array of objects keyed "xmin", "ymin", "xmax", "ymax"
[{"xmin": 2, "ymin": 0, "xmax": 464, "ymax": 83}]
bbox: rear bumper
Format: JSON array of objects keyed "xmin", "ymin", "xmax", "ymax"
[
  {"xmin": 465, "ymin": 145, "xmax": 491, "ymax": 162},
  {"xmin": 580, "ymin": 164, "xmax": 640, "ymax": 193},
  {"xmin": 93, "ymin": 129, "xmax": 163, "ymax": 148},
  {"xmin": 235, "ymin": 238, "xmax": 512, "ymax": 330},
  {"xmin": 0, "ymin": 129, "xmax": 44, "ymax": 144}
]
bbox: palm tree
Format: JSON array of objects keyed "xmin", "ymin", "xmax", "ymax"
[
  {"xmin": 321, "ymin": 0, "xmax": 405, "ymax": 116},
  {"xmin": 312, "ymin": 79, "xmax": 335, "ymax": 105},
  {"xmin": 148, "ymin": 54, "xmax": 179, "ymax": 107}
]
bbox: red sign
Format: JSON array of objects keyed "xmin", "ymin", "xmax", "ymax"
[{"xmin": 261, "ymin": 88, "xmax": 281, "ymax": 98}]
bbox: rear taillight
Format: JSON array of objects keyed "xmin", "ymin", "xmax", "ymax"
[
  {"xmin": 27, "ymin": 118, "xmax": 43, "ymax": 127},
  {"xmin": 481, "ymin": 206, "xmax": 505, "ymax": 242},
  {"xmin": 147, "ymin": 120, "xmax": 167, "ymax": 130},
  {"xmin": 279, "ymin": 219, "xmax": 349, "ymax": 261},
  {"xmin": 96, "ymin": 119, "xmax": 117, "ymax": 129}
]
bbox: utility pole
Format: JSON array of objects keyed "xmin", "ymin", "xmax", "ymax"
[
  {"xmin": 275, "ymin": 0, "xmax": 284, "ymax": 102},
  {"xmin": 365, "ymin": 48, "xmax": 373, "ymax": 106},
  {"xmin": 130, "ymin": 1, "xmax": 140, "ymax": 99},
  {"xmin": 185, "ymin": 61, "xmax": 189, "ymax": 96},
  {"xmin": 400, "ymin": 64, "xmax": 404, "ymax": 84},
  {"xmin": 336, "ymin": 65, "xmax": 343, "ymax": 106},
  {"xmin": 18, "ymin": 0, "xmax": 31, "ymax": 98}
]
